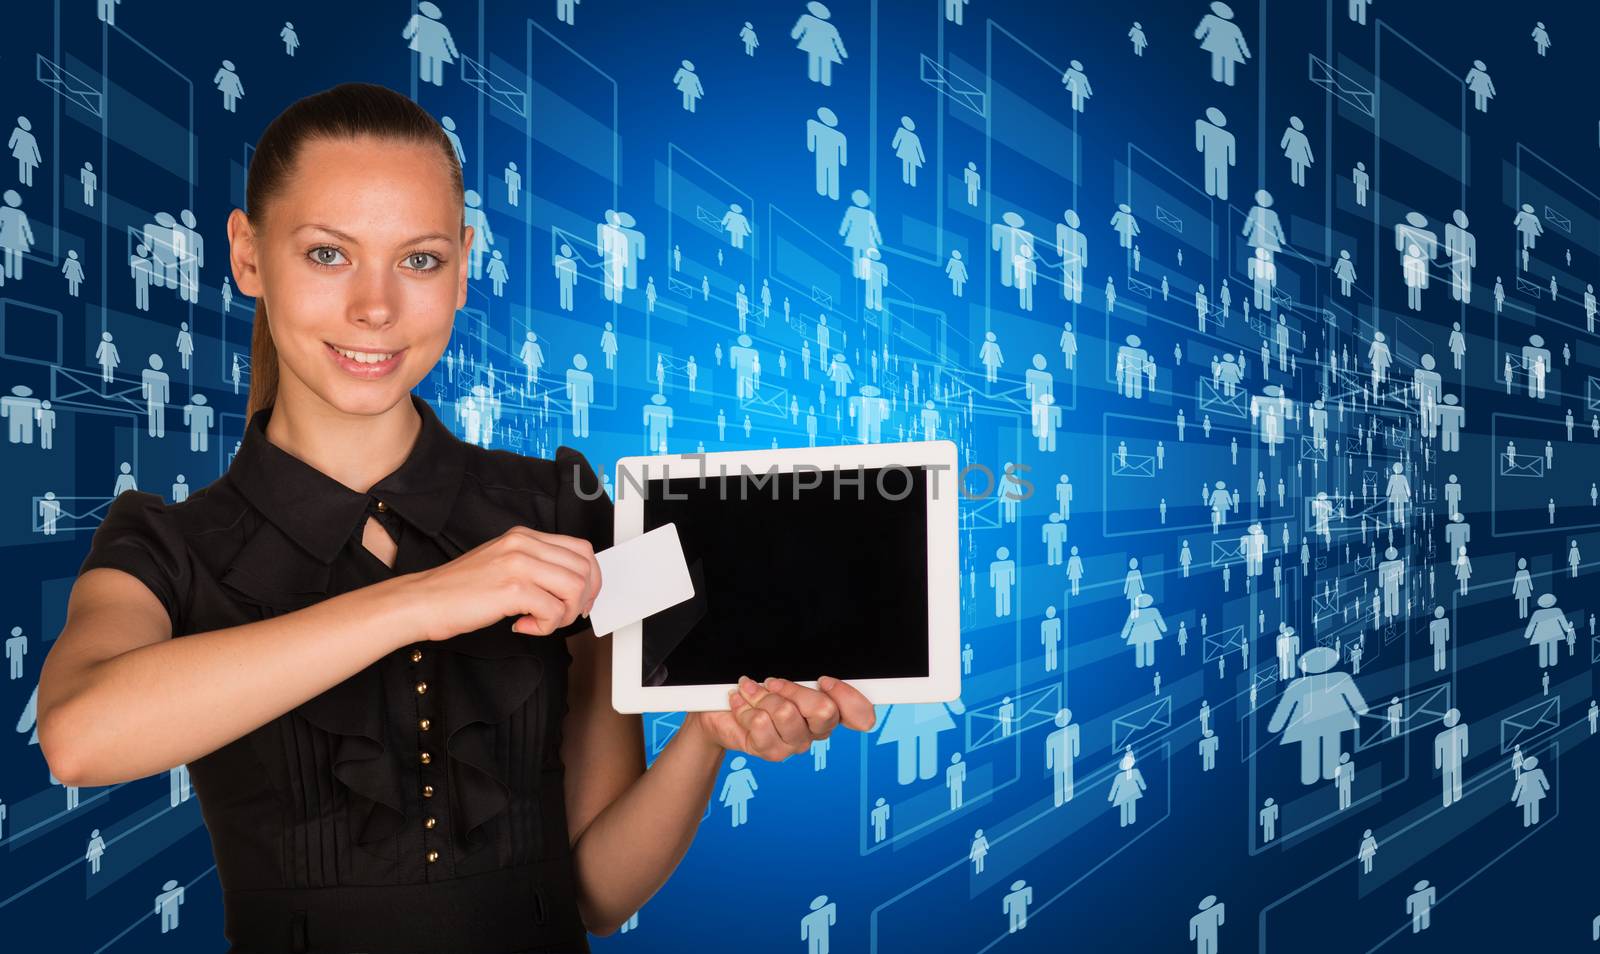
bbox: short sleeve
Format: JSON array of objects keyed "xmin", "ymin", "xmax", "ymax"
[
  {"xmin": 77, "ymin": 490, "xmax": 191, "ymax": 634},
  {"xmin": 553, "ymin": 445, "xmax": 614, "ymax": 553},
  {"xmin": 549, "ymin": 446, "xmax": 612, "ymax": 640}
]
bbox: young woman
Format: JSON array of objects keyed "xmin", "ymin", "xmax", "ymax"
[{"xmin": 37, "ymin": 82, "xmax": 873, "ymax": 953}]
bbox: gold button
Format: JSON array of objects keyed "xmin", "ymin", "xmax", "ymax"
[
  {"xmin": 426, "ymin": 850, "xmax": 439, "ymax": 863},
  {"xmin": 376, "ymin": 499, "xmax": 388, "ymax": 512},
  {"xmin": 425, "ymin": 816, "xmax": 437, "ymax": 830},
  {"xmin": 419, "ymin": 717, "xmax": 431, "ymax": 731},
  {"xmin": 410, "ymin": 649, "xmax": 423, "ymax": 663},
  {"xmin": 416, "ymin": 681, "xmax": 428, "ymax": 695},
  {"xmin": 422, "ymin": 784, "xmax": 434, "ymax": 798},
  {"xmin": 420, "ymin": 751, "xmax": 432, "ymax": 765}
]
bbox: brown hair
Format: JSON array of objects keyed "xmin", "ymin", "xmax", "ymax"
[{"xmin": 242, "ymin": 82, "xmax": 464, "ymax": 420}]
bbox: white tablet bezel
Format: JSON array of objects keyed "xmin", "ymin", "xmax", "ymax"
[{"xmin": 608, "ymin": 440, "xmax": 961, "ymax": 714}]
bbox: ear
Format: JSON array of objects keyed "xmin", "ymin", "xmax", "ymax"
[
  {"xmin": 457, "ymin": 223, "xmax": 474, "ymax": 309},
  {"xmin": 227, "ymin": 209, "xmax": 264, "ymax": 299}
]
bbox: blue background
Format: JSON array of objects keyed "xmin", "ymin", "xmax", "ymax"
[{"xmin": 1, "ymin": 0, "xmax": 1598, "ymax": 951}]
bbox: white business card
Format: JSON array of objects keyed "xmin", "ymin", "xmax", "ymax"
[{"xmin": 586, "ymin": 522, "xmax": 695, "ymax": 637}]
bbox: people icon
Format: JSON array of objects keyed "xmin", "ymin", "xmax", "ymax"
[
  {"xmin": 717, "ymin": 755, "xmax": 758, "ymax": 826},
  {"xmin": 1259, "ymin": 796, "xmax": 1279, "ymax": 842},
  {"xmin": 672, "ymin": 60, "xmax": 704, "ymax": 112},
  {"xmin": 1523, "ymin": 593, "xmax": 1573, "ymax": 668},
  {"xmin": 1359, "ymin": 829, "xmax": 1378, "ymax": 873},
  {"xmin": 1061, "ymin": 60, "xmax": 1092, "ymax": 112},
  {"xmin": 1194, "ymin": 2, "xmax": 1250, "ymax": 86},
  {"xmin": 1279, "ymin": 116, "xmax": 1313, "ymax": 186},
  {"xmin": 1512, "ymin": 755, "xmax": 1550, "ymax": 826},
  {"xmin": 1189, "ymin": 895, "xmax": 1225, "ymax": 954},
  {"xmin": 402, "ymin": 2, "xmax": 459, "ymax": 87},
  {"xmin": 806, "ymin": 107, "xmax": 847, "ymax": 199},
  {"xmin": 1267, "ymin": 646, "xmax": 1369, "ymax": 785},
  {"xmin": 1462, "ymin": 58, "xmax": 1496, "ymax": 111},
  {"xmin": 1120, "ymin": 593, "xmax": 1167, "ymax": 668},
  {"xmin": 1195, "ymin": 107, "xmax": 1235, "ymax": 200},
  {"xmin": 791, "ymin": 2, "xmax": 847, "ymax": 86},
  {"xmin": 1406, "ymin": 880, "xmax": 1436, "ymax": 933},
  {"xmin": 891, "ymin": 116, "xmax": 925, "ymax": 186},
  {"xmin": 1433, "ymin": 708, "xmax": 1469, "ymax": 807},
  {"xmin": 1107, "ymin": 748, "xmax": 1147, "ymax": 827}
]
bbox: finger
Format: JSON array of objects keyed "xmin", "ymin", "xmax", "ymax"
[
  {"xmin": 514, "ymin": 551, "xmax": 594, "ymax": 628},
  {"xmin": 742, "ymin": 680, "xmax": 811, "ymax": 752},
  {"xmin": 815, "ymin": 676, "xmax": 877, "ymax": 731},
  {"xmin": 733, "ymin": 677, "xmax": 787, "ymax": 756},
  {"xmin": 761, "ymin": 677, "xmax": 841, "ymax": 739},
  {"xmin": 511, "ymin": 586, "xmax": 568, "ymax": 635},
  {"xmin": 522, "ymin": 532, "xmax": 602, "ymax": 616}
]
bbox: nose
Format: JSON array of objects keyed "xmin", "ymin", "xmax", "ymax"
[{"xmin": 346, "ymin": 269, "xmax": 399, "ymax": 330}]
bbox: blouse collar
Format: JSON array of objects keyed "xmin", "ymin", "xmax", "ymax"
[{"xmin": 227, "ymin": 392, "xmax": 469, "ymax": 564}]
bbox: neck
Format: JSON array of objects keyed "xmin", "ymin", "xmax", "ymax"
[{"xmin": 265, "ymin": 383, "xmax": 422, "ymax": 494}]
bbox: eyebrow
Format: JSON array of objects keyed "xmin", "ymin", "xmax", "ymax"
[{"xmin": 295, "ymin": 223, "xmax": 455, "ymax": 245}]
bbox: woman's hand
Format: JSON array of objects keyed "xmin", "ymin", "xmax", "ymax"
[
  {"xmin": 685, "ymin": 675, "xmax": 877, "ymax": 760},
  {"xmin": 402, "ymin": 526, "xmax": 602, "ymax": 642}
]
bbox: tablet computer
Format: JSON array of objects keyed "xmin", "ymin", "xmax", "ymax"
[{"xmin": 609, "ymin": 440, "xmax": 961, "ymax": 713}]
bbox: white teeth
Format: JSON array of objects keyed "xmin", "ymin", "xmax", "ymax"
[{"xmin": 332, "ymin": 345, "xmax": 395, "ymax": 364}]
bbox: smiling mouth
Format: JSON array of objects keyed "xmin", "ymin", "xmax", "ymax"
[
  {"xmin": 323, "ymin": 340, "xmax": 400, "ymax": 360},
  {"xmin": 326, "ymin": 341, "xmax": 407, "ymax": 376}
]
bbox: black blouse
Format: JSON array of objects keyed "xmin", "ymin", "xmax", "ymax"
[{"xmin": 76, "ymin": 392, "xmax": 612, "ymax": 954}]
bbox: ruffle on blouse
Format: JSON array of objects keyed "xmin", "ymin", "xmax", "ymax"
[
  {"xmin": 216, "ymin": 446, "xmax": 612, "ymax": 852},
  {"xmin": 288, "ymin": 620, "xmax": 546, "ymax": 848}
]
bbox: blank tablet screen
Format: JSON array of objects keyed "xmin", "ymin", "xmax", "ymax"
[{"xmin": 639, "ymin": 464, "xmax": 930, "ymax": 687}]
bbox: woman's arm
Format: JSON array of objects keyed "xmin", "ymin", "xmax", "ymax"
[
  {"xmin": 568, "ymin": 712, "xmax": 722, "ymax": 936},
  {"xmin": 40, "ymin": 569, "xmax": 418, "ymax": 788}
]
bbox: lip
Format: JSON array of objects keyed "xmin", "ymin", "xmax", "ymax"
[{"xmin": 326, "ymin": 341, "xmax": 406, "ymax": 379}]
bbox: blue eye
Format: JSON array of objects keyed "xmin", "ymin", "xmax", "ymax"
[
  {"xmin": 308, "ymin": 246, "xmax": 347, "ymax": 268},
  {"xmin": 306, "ymin": 247, "xmax": 445, "ymax": 272}
]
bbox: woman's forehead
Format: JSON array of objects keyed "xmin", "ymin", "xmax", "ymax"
[{"xmin": 278, "ymin": 139, "xmax": 458, "ymax": 222}]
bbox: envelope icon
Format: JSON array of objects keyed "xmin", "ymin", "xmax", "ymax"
[
  {"xmin": 1202, "ymin": 625, "xmax": 1246, "ymax": 663},
  {"xmin": 960, "ymin": 494, "xmax": 1002, "ymax": 531},
  {"xmin": 741, "ymin": 384, "xmax": 790, "ymax": 419},
  {"xmin": 1210, "ymin": 540, "xmax": 1244, "ymax": 566},
  {"xmin": 1587, "ymin": 377, "xmax": 1600, "ymax": 413},
  {"xmin": 1112, "ymin": 453, "xmax": 1155, "ymax": 478},
  {"xmin": 1299, "ymin": 435, "xmax": 1327, "ymax": 461},
  {"xmin": 551, "ymin": 226, "xmax": 603, "ymax": 268},
  {"xmin": 1357, "ymin": 683, "xmax": 1452, "ymax": 751},
  {"xmin": 1309, "ymin": 54, "xmax": 1375, "ymax": 116},
  {"xmin": 1500, "ymin": 696, "xmax": 1560, "ymax": 753},
  {"xmin": 919, "ymin": 54, "xmax": 985, "ymax": 117},
  {"xmin": 458, "ymin": 54, "xmax": 526, "ymax": 116},
  {"xmin": 1250, "ymin": 664, "xmax": 1280, "ymax": 705},
  {"xmin": 1515, "ymin": 275, "xmax": 1544, "ymax": 298},
  {"xmin": 1112, "ymin": 696, "xmax": 1171, "ymax": 751},
  {"xmin": 1500, "ymin": 454, "xmax": 1544, "ymax": 478},
  {"xmin": 1156, "ymin": 206, "xmax": 1184, "ymax": 233},
  {"xmin": 970, "ymin": 684, "xmax": 1062, "ymax": 749},
  {"xmin": 1198, "ymin": 379, "xmax": 1248, "ymax": 419},
  {"xmin": 696, "ymin": 206, "xmax": 728, "ymax": 236},
  {"xmin": 1545, "ymin": 205, "xmax": 1573, "ymax": 233},
  {"xmin": 39, "ymin": 56, "xmax": 103, "ymax": 116}
]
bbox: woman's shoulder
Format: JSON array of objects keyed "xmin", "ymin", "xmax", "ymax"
[
  {"xmin": 457, "ymin": 443, "xmax": 613, "ymax": 548},
  {"xmin": 460, "ymin": 443, "xmax": 606, "ymax": 501}
]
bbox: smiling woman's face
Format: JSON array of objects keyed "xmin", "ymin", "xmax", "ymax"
[{"xmin": 227, "ymin": 135, "xmax": 472, "ymax": 417}]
